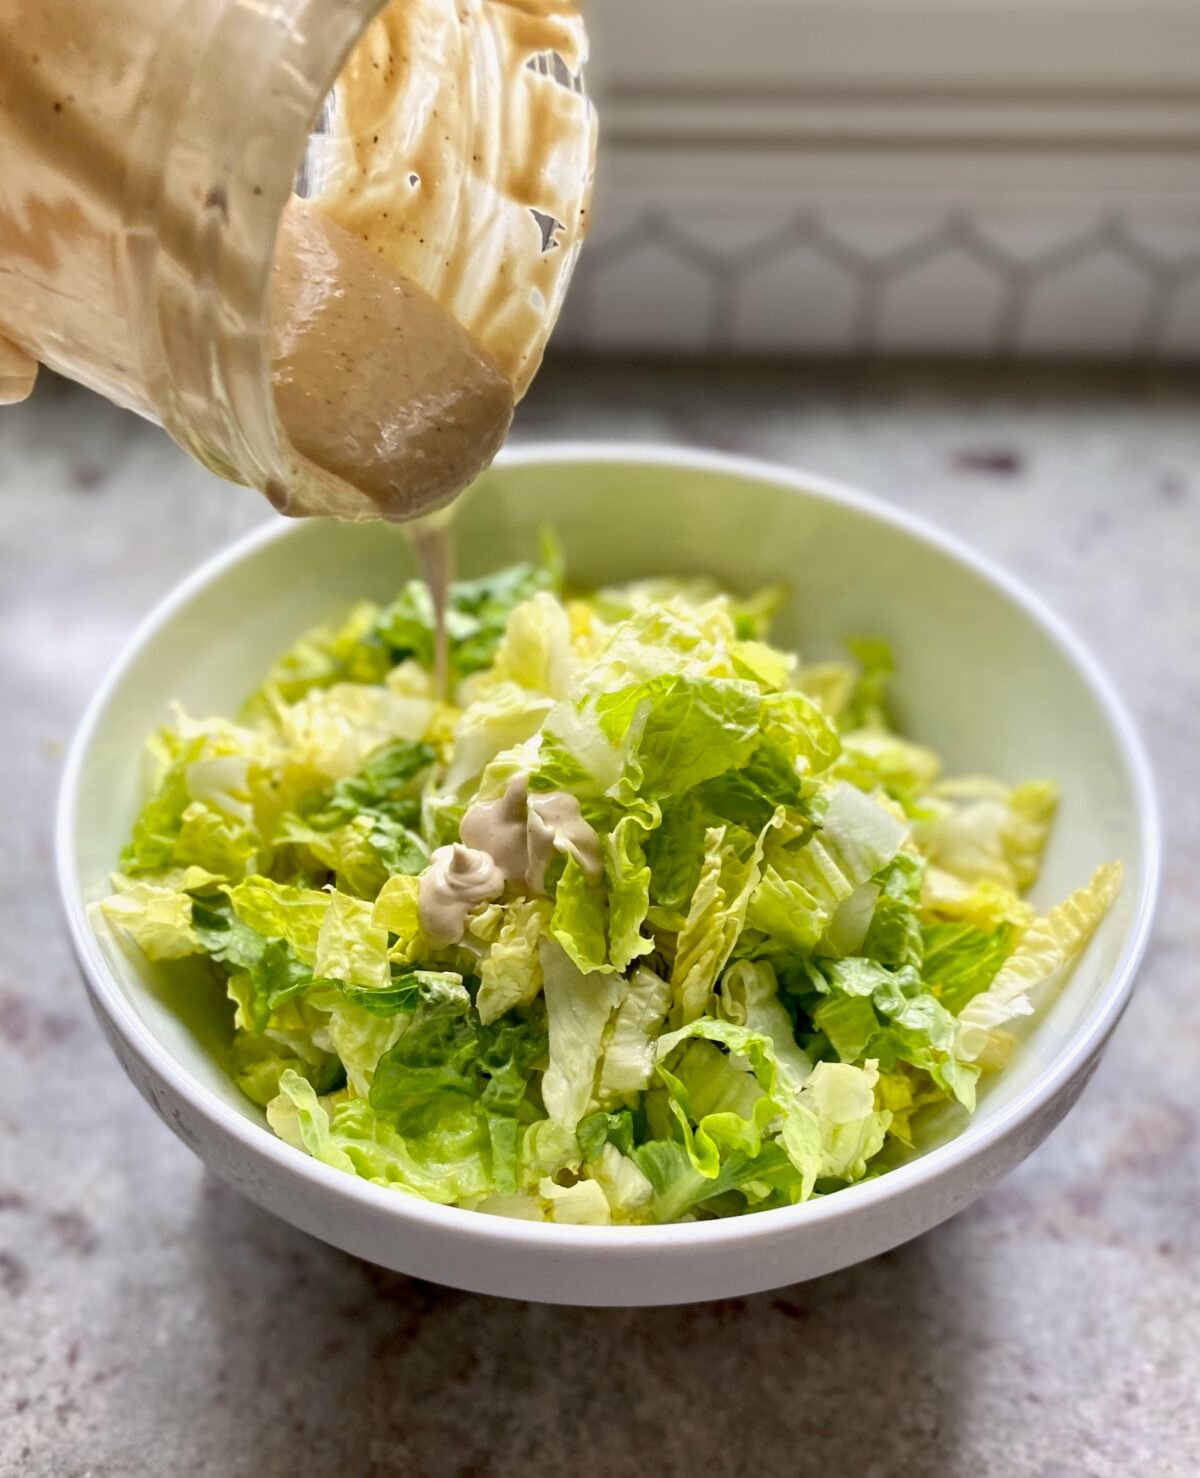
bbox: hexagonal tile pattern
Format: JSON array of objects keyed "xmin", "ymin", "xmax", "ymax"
[
  {"xmin": 876, "ymin": 248, "xmax": 1009, "ymax": 355},
  {"xmin": 970, "ymin": 218, "xmax": 1098, "ymax": 266},
  {"xmin": 1123, "ymin": 221, "xmax": 1200, "ymax": 267},
  {"xmin": 732, "ymin": 238, "xmax": 862, "ymax": 352},
  {"xmin": 585, "ymin": 232, "xmax": 719, "ymax": 351},
  {"xmin": 551, "ymin": 208, "xmax": 1200, "ymax": 357},
  {"xmin": 1160, "ymin": 274, "xmax": 1200, "ymax": 356},
  {"xmin": 1018, "ymin": 250, "xmax": 1157, "ymax": 356},
  {"xmin": 815, "ymin": 217, "xmax": 939, "ymax": 266}
]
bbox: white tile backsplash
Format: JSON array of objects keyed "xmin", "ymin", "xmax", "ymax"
[
  {"xmin": 732, "ymin": 244, "xmax": 861, "ymax": 353},
  {"xmin": 558, "ymin": 209, "xmax": 1200, "ymax": 358},
  {"xmin": 1017, "ymin": 251, "xmax": 1157, "ymax": 355},
  {"xmin": 571, "ymin": 0, "xmax": 1200, "ymax": 358},
  {"xmin": 876, "ymin": 249, "xmax": 1008, "ymax": 355},
  {"xmin": 586, "ymin": 232, "xmax": 717, "ymax": 350},
  {"xmin": 1160, "ymin": 276, "xmax": 1200, "ymax": 357}
]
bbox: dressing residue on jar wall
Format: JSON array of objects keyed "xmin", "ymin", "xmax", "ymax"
[{"xmin": 268, "ymin": 0, "xmax": 594, "ymax": 525}]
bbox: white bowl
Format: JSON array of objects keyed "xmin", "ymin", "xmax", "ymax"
[{"xmin": 57, "ymin": 444, "xmax": 1159, "ymax": 1306}]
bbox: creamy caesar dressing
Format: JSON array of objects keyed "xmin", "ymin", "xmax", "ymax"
[
  {"xmin": 270, "ymin": 198, "xmax": 514, "ymax": 522},
  {"xmin": 418, "ymin": 843, "xmax": 505, "ymax": 947},
  {"xmin": 408, "ymin": 516, "xmax": 456, "ymax": 698},
  {"xmin": 526, "ymin": 791, "xmax": 604, "ymax": 892},
  {"xmin": 459, "ymin": 771, "xmax": 534, "ymax": 883},
  {"xmin": 422, "ymin": 772, "xmax": 602, "ymax": 947},
  {"xmin": 460, "ymin": 771, "xmax": 602, "ymax": 893}
]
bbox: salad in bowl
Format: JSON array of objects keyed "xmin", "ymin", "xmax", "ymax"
[{"xmin": 98, "ymin": 543, "xmax": 1120, "ymax": 1226}]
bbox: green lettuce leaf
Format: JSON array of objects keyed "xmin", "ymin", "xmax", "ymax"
[
  {"xmin": 273, "ymin": 813, "xmax": 392, "ymax": 899},
  {"xmin": 269, "ymin": 1073, "xmax": 494, "ymax": 1204},
  {"xmin": 277, "ymin": 682, "xmax": 433, "ymax": 791},
  {"xmin": 810, "ymin": 994, "xmax": 879, "ymax": 1063},
  {"xmin": 313, "ymin": 890, "xmax": 390, "ymax": 989},
  {"xmin": 317, "ymin": 995, "xmax": 412, "ymax": 1098},
  {"xmin": 230, "ymin": 1032, "xmax": 342, "ymax": 1107},
  {"xmin": 226, "ymin": 876, "xmax": 329, "ymax": 965},
  {"xmin": 519, "ymin": 1117, "xmax": 583, "ymax": 1189},
  {"xmin": 717, "ymin": 960, "xmax": 811, "ymax": 1092},
  {"xmin": 630, "ymin": 1137, "xmax": 762, "ymax": 1222},
  {"xmin": 835, "ymin": 729, "xmax": 941, "ymax": 810},
  {"xmin": 364, "ymin": 987, "xmax": 546, "ymax": 1198},
  {"xmin": 861, "ymin": 852, "xmax": 926, "ymax": 969},
  {"xmin": 814, "ymin": 956, "xmax": 978, "ymax": 1108},
  {"xmin": 819, "ymin": 781, "xmax": 909, "ymax": 887},
  {"xmin": 120, "ymin": 719, "xmax": 267, "ymax": 876},
  {"xmin": 192, "ymin": 893, "xmax": 313, "ymax": 1031},
  {"xmin": 658, "ymin": 1037, "xmax": 776, "ymax": 1176},
  {"xmin": 841, "ymin": 638, "xmax": 894, "ymax": 732},
  {"xmin": 550, "ymin": 855, "xmax": 610, "ymax": 975},
  {"xmin": 671, "ymin": 823, "xmax": 768, "ymax": 1024},
  {"xmin": 369, "ymin": 1005, "xmax": 479, "ymax": 1115},
  {"xmin": 479, "ymin": 1017, "xmax": 551, "ymax": 1195},
  {"xmin": 820, "ymin": 882, "xmax": 880, "ymax": 958},
  {"xmin": 955, "ymin": 862, "xmax": 1121, "ymax": 1064},
  {"xmin": 794, "ymin": 661, "xmax": 857, "ymax": 724},
  {"xmin": 761, "ymin": 689, "xmax": 841, "ymax": 777},
  {"xmin": 779, "ymin": 1059, "xmax": 889, "ymax": 1196},
  {"xmin": 596, "ymin": 966, "xmax": 672, "ymax": 1100},
  {"xmin": 605, "ymin": 807, "xmax": 656, "ymax": 972},
  {"xmin": 919, "ymin": 778, "xmax": 1059, "ymax": 893},
  {"xmin": 444, "ymin": 684, "xmax": 555, "ymax": 793},
  {"xmin": 604, "ymin": 674, "xmax": 763, "ymax": 799},
  {"xmin": 255, "ymin": 599, "xmax": 389, "ymax": 704},
  {"xmin": 921, "ymin": 920, "xmax": 1015, "ymax": 1014},
  {"xmin": 335, "ymin": 969, "xmax": 463, "ymax": 1019},
  {"xmin": 587, "ymin": 1142, "xmax": 654, "ymax": 1218},
  {"xmin": 308, "ymin": 739, "xmax": 433, "ymax": 819},
  {"xmin": 540, "ymin": 938, "xmax": 625, "ymax": 1130},
  {"xmin": 375, "ymin": 553, "xmax": 560, "ymax": 681},
  {"xmin": 655, "ymin": 1017, "xmax": 888, "ymax": 1203},
  {"xmin": 920, "ymin": 868, "xmax": 1037, "ymax": 932},
  {"xmin": 485, "ymin": 591, "xmax": 574, "ymax": 698},
  {"xmin": 746, "ymin": 865, "xmax": 827, "ymax": 954},
  {"xmin": 538, "ymin": 1178, "xmax": 612, "ymax": 1224},
  {"xmin": 645, "ymin": 794, "xmax": 708, "ymax": 917},
  {"xmin": 692, "ymin": 740, "xmax": 810, "ymax": 834},
  {"xmin": 577, "ymin": 1108, "xmax": 637, "ymax": 1161},
  {"xmin": 100, "ymin": 872, "xmax": 205, "ymax": 961},
  {"xmin": 477, "ymin": 898, "xmax": 553, "ymax": 1025},
  {"xmin": 172, "ymin": 802, "xmax": 259, "ymax": 881},
  {"xmin": 371, "ymin": 873, "xmax": 424, "ymax": 962}
]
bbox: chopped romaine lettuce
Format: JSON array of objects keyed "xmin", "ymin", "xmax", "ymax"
[{"xmin": 102, "ymin": 545, "xmax": 1121, "ymax": 1225}]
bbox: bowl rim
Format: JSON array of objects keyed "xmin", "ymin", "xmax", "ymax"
[{"xmin": 56, "ymin": 441, "xmax": 1161, "ymax": 1253}]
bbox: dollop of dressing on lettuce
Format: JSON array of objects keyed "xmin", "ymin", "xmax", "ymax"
[{"xmin": 459, "ymin": 771, "xmax": 603, "ymax": 896}]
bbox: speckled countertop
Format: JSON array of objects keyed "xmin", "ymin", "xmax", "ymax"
[{"xmin": 2, "ymin": 363, "xmax": 1197, "ymax": 1477}]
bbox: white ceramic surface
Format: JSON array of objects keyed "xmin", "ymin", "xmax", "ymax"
[{"xmin": 57, "ymin": 445, "xmax": 1159, "ymax": 1306}]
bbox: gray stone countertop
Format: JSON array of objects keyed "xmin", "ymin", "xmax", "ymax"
[{"xmin": 1, "ymin": 362, "xmax": 1197, "ymax": 1477}]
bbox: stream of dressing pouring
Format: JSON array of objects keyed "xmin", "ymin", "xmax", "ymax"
[
  {"xmin": 409, "ymin": 514, "xmax": 455, "ymax": 700},
  {"xmin": 268, "ymin": 0, "xmax": 594, "ymax": 694}
]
